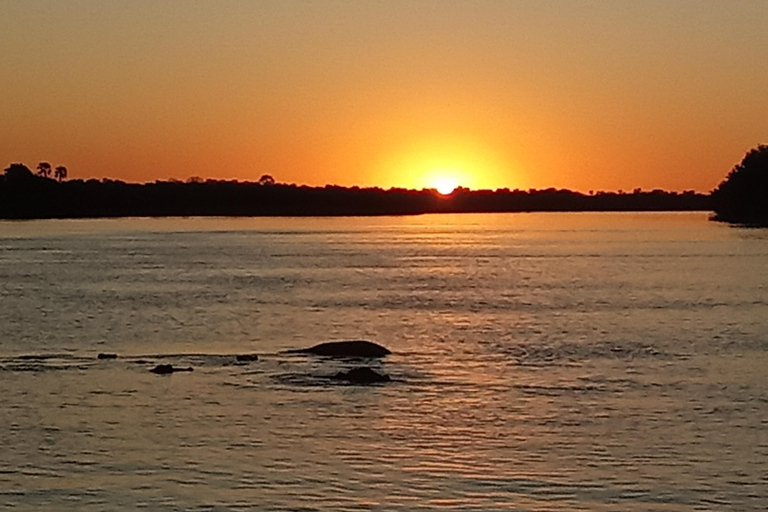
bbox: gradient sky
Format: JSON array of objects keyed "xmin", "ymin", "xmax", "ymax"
[{"xmin": 3, "ymin": 1, "xmax": 767, "ymax": 192}]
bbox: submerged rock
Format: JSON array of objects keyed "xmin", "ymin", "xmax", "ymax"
[
  {"xmin": 149, "ymin": 364, "xmax": 193, "ymax": 375},
  {"xmin": 236, "ymin": 354, "xmax": 259, "ymax": 362},
  {"xmin": 286, "ymin": 340, "xmax": 391, "ymax": 358},
  {"xmin": 331, "ymin": 367, "xmax": 391, "ymax": 384}
]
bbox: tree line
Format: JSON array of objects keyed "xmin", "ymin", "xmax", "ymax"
[
  {"xmin": 0, "ymin": 162, "xmax": 714, "ymax": 219},
  {"xmin": 5, "ymin": 144, "xmax": 765, "ymax": 222}
]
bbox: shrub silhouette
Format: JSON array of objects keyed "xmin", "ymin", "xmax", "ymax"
[
  {"xmin": 3, "ymin": 163, "xmax": 35, "ymax": 183},
  {"xmin": 712, "ymin": 145, "xmax": 768, "ymax": 225},
  {"xmin": 258, "ymin": 174, "xmax": 275, "ymax": 186}
]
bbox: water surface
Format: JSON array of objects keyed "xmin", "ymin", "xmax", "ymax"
[{"xmin": 1, "ymin": 213, "xmax": 766, "ymax": 511}]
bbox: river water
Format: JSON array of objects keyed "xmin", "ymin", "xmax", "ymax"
[{"xmin": 0, "ymin": 212, "xmax": 766, "ymax": 511}]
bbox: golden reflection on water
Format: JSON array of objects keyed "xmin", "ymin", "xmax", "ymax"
[
  {"xmin": 1, "ymin": 212, "xmax": 766, "ymax": 511},
  {"xmin": 0, "ymin": 211, "xmax": 713, "ymax": 238}
]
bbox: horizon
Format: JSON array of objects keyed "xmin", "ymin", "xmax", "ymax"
[
  {"xmin": 3, "ymin": 1, "xmax": 767, "ymax": 193},
  {"xmin": 3, "ymin": 162, "xmax": 711, "ymax": 195}
]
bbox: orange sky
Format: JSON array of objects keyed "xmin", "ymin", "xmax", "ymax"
[{"xmin": 2, "ymin": 1, "xmax": 767, "ymax": 192}]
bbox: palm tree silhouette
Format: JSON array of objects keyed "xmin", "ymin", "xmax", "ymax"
[
  {"xmin": 36, "ymin": 162, "xmax": 52, "ymax": 178},
  {"xmin": 54, "ymin": 165, "xmax": 68, "ymax": 182}
]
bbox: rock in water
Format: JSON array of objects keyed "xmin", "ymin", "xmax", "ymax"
[
  {"xmin": 97, "ymin": 353, "xmax": 117, "ymax": 359},
  {"xmin": 332, "ymin": 367, "xmax": 391, "ymax": 384},
  {"xmin": 149, "ymin": 364, "xmax": 193, "ymax": 374},
  {"xmin": 286, "ymin": 340, "xmax": 391, "ymax": 358},
  {"xmin": 236, "ymin": 354, "xmax": 259, "ymax": 362}
]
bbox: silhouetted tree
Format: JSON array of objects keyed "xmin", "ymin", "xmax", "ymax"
[
  {"xmin": 712, "ymin": 145, "xmax": 768, "ymax": 225},
  {"xmin": 36, "ymin": 162, "xmax": 52, "ymax": 178},
  {"xmin": 54, "ymin": 165, "xmax": 68, "ymax": 182},
  {"xmin": 4, "ymin": 163, "xmax": 35, "ymax": 182},
  {"xmin": 258, "ymin": 174, "xmax": 275, "ymax": 186}
]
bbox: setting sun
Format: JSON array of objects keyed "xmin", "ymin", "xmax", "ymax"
[
  {"xmin": 434, "ymin": 177, "xmax": 458, "ymax": 195},
  {"xmin": 368, "ymin": 128, "xmax": 519, "ymax": 191}
]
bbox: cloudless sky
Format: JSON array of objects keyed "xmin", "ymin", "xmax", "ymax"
[{"xmin": 2, "ymin": 0, "xmax": 767, "ymax": 191}]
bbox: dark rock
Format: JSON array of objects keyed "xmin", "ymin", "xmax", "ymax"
[
  {"xmin": 331, "ymin": 367, "xmax": 391, "ymax": 384},
  {"xmin": 286, "ymin": 340, "xmax": 391, "ymax": 358},
  {"xmin": 97, "ymin": 353, "xmax": 117, "ymax": 359},
  {"xmin": 236, "ymin": 354, "xmax": 259, "ymax": 362},
  {"xmin": 149, "ymin": 364, "xmax": 193, "ymax": 374}
]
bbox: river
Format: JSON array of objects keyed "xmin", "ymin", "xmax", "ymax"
[{"xmin": 0, "ymin": 212, "xmax": 765, "ymax": 511}]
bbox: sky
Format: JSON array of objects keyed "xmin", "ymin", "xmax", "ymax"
[{"xmin": 2, "ymin": 1, "xmax": 767, "ymax": 192}]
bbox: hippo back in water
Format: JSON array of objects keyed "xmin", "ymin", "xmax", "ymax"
[
  {"xmin": 331, "ymin": 367, "xmax": 391, "ymax": 384},
  {"xmin": 285, "ymin": 340, "xmax": 391, "ymax": 358}
]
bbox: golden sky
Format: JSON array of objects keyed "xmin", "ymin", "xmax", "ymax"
[{"xmin": 2, "ymin": 1, "xmax": 767, "ymax": 192}]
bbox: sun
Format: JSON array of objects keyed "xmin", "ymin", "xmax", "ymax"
[
  {"xmin": 434, "ymin": 177, "xmax": 458, "ymax": 195},
  {"xmin": 372, "ymin": 132, "xmax": 526, "ymax": 192}
]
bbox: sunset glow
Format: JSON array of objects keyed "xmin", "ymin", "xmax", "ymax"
[
  {"xmin": 368, "ymin": 130, "xmax": 515, "ymax": 192},
  {"xmin": 2, "ymin": 2, "xmax": 767, "ymax": 192}
]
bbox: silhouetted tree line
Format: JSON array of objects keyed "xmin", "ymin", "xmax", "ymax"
[
  {"xmin": 1, "ymin": 164, "xmax": 712, "ymax": 219},
  {"xmin": 711, "ymin": 145, "xmax": 768, "ymax": 226}
]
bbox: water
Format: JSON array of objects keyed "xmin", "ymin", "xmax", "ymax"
[{"xmin": 0, "ymin": 212, "xmax": 766, "ymax": 511}]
